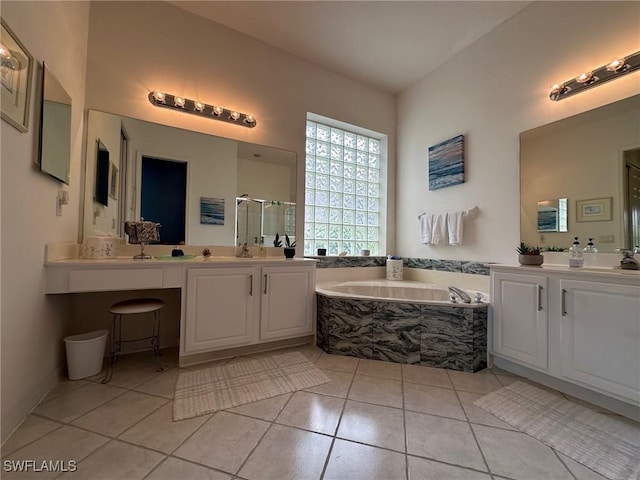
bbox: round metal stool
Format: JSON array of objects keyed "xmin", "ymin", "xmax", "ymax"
[{"xmin": 102, "ymin": 298, "xmax": 165, "ymax": 384}]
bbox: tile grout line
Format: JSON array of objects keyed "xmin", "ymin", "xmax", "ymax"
[
  {"xmin": 319, "ymin": 356, "xmax": 360, "ymax": 480},
  {"xmin": 401, "ymin": 364, "xmax": 409, "ymax": 480},
  {"xmin": 551, "ymin": 448, "xmax": 579, "ymax": 480},
  {"xmin": 447, "ymin": 368, "xmax": 495, "ymax": 478},
  {"xmin": 230, "ymin": 385, "xmax": 301, "ymax": 478}
]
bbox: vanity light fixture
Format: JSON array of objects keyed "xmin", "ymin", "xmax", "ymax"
[
  {"xmin": 148, "ymin": 91, "xmax": 257, "ymax": 128},
  {"xmin": 549, "ymin": 50, "xmax": 640, "ymax": 101}
]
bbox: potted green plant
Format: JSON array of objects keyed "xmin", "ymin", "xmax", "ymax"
[
  {"xmin": 273, "ymin": 233, "xmax": 282, "ymax": 247},
  {"xmin": 284, "ymin": 234, "xmax": 296, "ymax": 259},
  {"xmin": 516, "ymin": 242, "xmax": 544, "ymax": 266}
]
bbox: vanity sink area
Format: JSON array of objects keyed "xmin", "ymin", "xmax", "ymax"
[{"xmin": 45, "ymin": 245, "xmax": 317, "ymax": 367}]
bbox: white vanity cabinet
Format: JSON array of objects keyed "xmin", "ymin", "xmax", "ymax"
[
  {"xmin": 45, "ymin": 256, "xmax": 317, "ymax": 363},
  {"xmin": 260, "ymin": 264, "xmax": 315, "ymax": 341},
  {"xmin": 491, "ymin": 271, "xmax": 548, "ymax": 370},
  {"xmin": 183, "ymin": 261, "xmax": 316, "ymax": 354},
  {"xmin": 490, "ymin": 265, "xmax": 640, "ymax": 409},
  {"xmin": 184, "ymin": 266, "xmax": 258, "ymax": 352},
  {"xmin": 559, "ymin": 279, "xmax": 640, "ymax": 402}
]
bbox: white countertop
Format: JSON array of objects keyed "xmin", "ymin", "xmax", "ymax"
[
  {"xmin": 490, "ymin": 263, "xmax": 640, "ymax": 281},
  {"xmin": 45, "ymin": 256, "xmax": 317, "ymax": 267}
]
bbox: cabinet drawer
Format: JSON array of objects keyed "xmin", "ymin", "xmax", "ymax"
[{"xmin": 68, "ymin": 268, "xmax": 164, "ymax": 292}]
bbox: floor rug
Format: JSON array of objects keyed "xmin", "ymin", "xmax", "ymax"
[
  {"xmin": 173, "ymin": 352, "xmax": 330, "ymax": 421},
  {"xmin": 474, "ymin": 381, "xmax": 640, "ymax": 480}
]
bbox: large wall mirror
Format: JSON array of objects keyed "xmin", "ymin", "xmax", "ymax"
[
  {"xmin": 520, "ymin": 94, "xmax": 640, "ymax": 253},
  {"xmin": 39, "ymin": 63, "xmax": 71, "ymax": 184},
  {"xmin": 83, "ymin": 110, "xmax": 296, "ymax": 246}
]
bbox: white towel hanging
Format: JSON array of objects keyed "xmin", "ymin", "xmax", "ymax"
[{"xmin": 418, "ymin": 206, "xmax": 478, "ymax": 246}]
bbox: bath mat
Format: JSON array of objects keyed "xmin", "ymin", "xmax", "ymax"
[
  {"xmin": 474, "ymin": 381, "xmax": 640, "ymax": 480},
  {"xmin": 173, "ymin": 352, "xmax": 330, "ymax": 421}
]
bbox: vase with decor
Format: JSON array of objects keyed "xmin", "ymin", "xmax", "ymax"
[{"xmin": 516, "ymin": 242, "xmax": 544, "ymax": 266}]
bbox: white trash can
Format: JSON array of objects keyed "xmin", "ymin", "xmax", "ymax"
[{"xmin": 63, "ymin": 330, "xmax": 109, "ymax": 380}]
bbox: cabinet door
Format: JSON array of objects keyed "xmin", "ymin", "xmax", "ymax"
[
  {"xmin": 184, "ymin": 267, "xmax": 257, "ymax": 353},
  {"xmin": 260, "ymin": 265, "xmax": 314, "ymax": 341},
  {"xmin": 559, "ymin": 279, "xmax": 640, "ymax": 404},
  {"xmin": 492, "ymin": 271, "xmax": 548, "ymax": 369}
]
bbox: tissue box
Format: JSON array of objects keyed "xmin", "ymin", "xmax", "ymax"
[
  {"xmin": 82, "ymin": 236, "xmax": 120, "ymax": 259},
  {"xmin": 386, "ymin": 259, "xmax": 403, "ymax": 281}
]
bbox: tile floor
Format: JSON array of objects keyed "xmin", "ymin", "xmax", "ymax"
[{"xmin": 1, "ymin": 344, "xmax": 619, "ymax": 480}]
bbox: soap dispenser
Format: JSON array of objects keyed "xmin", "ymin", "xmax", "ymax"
[
  {"xmin": 569, "ymin": 237, "xmax": 584, "ymax": 267},
  {"xmin": 258, "ymin": 236, "xmax": 267, "ymax": 258},
  {"xmin": 583, "ymin": 238, "xmax": 598, "ymax": 253}
]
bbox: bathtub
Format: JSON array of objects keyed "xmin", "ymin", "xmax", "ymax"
[
  {"xmin": 315, "ymin": 280, "xmax": 488, "ymax": 305},
  {"xmin": 315, "ymin": 280, "xmax": 488, "ymax": 372}
]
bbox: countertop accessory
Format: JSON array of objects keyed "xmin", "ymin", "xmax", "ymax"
[{"xmin": 124, "ymin": 219, "xmax": 160, "ymax": 260}]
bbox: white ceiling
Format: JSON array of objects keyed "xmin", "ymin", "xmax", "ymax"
[{"xmin": 169, "ymin": 1, "xmax": 531, "ymax": 94}]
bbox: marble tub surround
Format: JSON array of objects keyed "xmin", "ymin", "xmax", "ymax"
[
  {"xmin": 317, "ymin": 293, "xmax": 487, "ymax": 372},
  {"xmin": 310, "ymin": 255, "xmax": 491, "ymax": 275},
  {"xmin": 308, "ymin": 256, "xmax": 387, "ymax": 268}
]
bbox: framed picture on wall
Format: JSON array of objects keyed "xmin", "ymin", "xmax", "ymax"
[
  {"xmin": 200, "ymin": 197, "xmax": 225, "ymax": 225},
  {"xmin": 428, "ymin": 134, "xmax": 465, "ymax": 190},
  {"xmin": 109, "ymin": 162, "xmax": 119, "ymax": 199},
  {"xmin": 576, "ymin": 197, "xmax": 612, "ymax": 222},
  {"xmin": 1, "ymin": 19, "xmax": 34, "ymax": 132}
]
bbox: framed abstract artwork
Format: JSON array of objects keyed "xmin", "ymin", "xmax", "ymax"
[
  {"xmin": 200, "ymin": 197, "xmax": 225, "ymax": 225},
  {"xmin": 428, "ymin": 134, "xmax": 464, "ymax": 190}
]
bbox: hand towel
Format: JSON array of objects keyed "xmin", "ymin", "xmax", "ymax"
[
  {"xmin": 419, "ymin": 214, "xmax": 433, "ymax": 244},
  {"xmin": 431, "ymin": 213, "xmax": 448, "ymax": 244},
  {"xmin": 447, "ymin": 211, "xmax": 464, "ymax": 245}
]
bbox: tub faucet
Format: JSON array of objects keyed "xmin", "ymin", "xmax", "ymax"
[{"xmin": 448, "ymin": 286, "xmax": 471, "ymax": 303}]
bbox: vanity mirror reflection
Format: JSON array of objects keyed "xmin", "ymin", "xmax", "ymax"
[
  {"xmin": 39, "ymin": 63, "xmax": 71, "ymax": 184},
  {"xmin": 83, "ymin": 110, "xmax": 296, "ymax": 246},
  {"xmin": 520, "ymin": 94, "xmax": 640, "ymax": 253}
]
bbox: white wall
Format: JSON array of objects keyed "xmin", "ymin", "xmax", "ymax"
[
  {"xmin": 83, "ymin": 1, "xmax": 397, "ymax": 253},
  {"xmin": 397, "ymin": 1, "xmax": 640, "ymax": 262},
  {"xmin": 237, "ymin": 157, "xmax": 293, "ymax": 202},
  {"xmin": 0, "ymin": 1, "xmax": 89, "ymax": 442}
]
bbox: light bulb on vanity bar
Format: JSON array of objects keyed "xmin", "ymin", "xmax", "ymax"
[
  {"xmin": 229, "ymin": 111, "xmax": 240, "ymax": 121},
  {"xmin": 174, "ymin": 96, "xmax": 185, "ymax": 108},
  {"xmin": 152, "ymin": 91, "xmax": 166, "ymax": 103},
  {"xmin": 212, "ymin": 106, "xmax": 223, "ymax": 116},
  {"xmin": 575, "ymin": 71, "xmax": 594, "ymax": 84},
  {"xmin": 606, "ymin": 57, "xmax": 626, "ymax": 72}
]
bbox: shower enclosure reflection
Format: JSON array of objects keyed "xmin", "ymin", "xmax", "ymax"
[{"xmin": 235, "ymin": 197, "xmax": 296, "ymax": 247}]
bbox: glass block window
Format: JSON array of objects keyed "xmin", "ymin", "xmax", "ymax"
[{"xmin": 304, "ymin": 119, "xmax": 384, "ymax": 256}]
